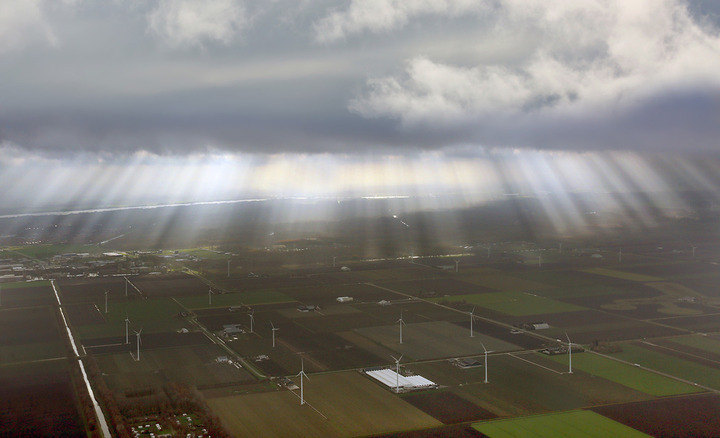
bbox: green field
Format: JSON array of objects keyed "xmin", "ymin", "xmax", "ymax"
[
  {"xmin": 208, "ymin": 372, "xmax": 441, "ymax": 437},
  {"xmin": 0, "ymin": 280, "xmax": 50, "ymax": 290},
  {"xmin": 611, "ymin": 343, "xmax": 720, "ymax": 390},
  {"xmin": 355, "ymin": 321, "xmax": 520, "ymax": 360},
  {"xmin": 75, "ymin": 297, "xmax": 186, "ymax": 338},
  {"xmin": 8, "ymin": 244, "xmax": 97, "ymax": 259},
  {"xmin": 434, "ymin": 292, "xmax": 584, "ymax": 315},
  {"xmin": 409, "ymin": 354, "xmax": 649, "ymax": 418},
  {"xmin": 581, "ymin": 268, "xmax": 661, "ymax": 282},
  {"xmin": 547, "ymin": 352, "xmax": 700, "ymax": 396},
  {"xmin": 669, "ymin": 334, "xmax": 720, "ymax": 353},
  {"xmin": 178, "ymin": 290, "xmax": 294, "ymax": 309},
  {"xmin": 473, "ymin": 410, "xmax": 649, "ymax": 437},
  {"xmin": 459, "ymin": 269, "xmax": 549, "ymax": 292}
]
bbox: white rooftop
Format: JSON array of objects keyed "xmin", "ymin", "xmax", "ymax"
[{"xmin": 366, "ymin": 369, "xmax": 436, "ymax": 390}]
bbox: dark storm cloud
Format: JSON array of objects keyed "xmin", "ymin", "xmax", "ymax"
[{"xmin": 1, "ymin": 0, "xmax": 719, "ymax": 157}]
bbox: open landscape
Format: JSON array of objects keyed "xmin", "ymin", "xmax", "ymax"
[
  {"xmin": 4, "ymin": 1, "xmax": 720, "ymax": 435},
  {"xmin": 4, "ymin": 219, "xmax": 720, "ymax": 436}
]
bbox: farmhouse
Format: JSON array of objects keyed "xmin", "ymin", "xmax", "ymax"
[
  {"xmin": 336, "ymin": 296, "xmax": 353, "ymax": 303},
  {"xmin": 521, "ymin": 321, "xmax": 550, "ymax": 330},
  {"xmin": 297, "ymin": 304, "xmax": 320, "ymax": 312},
  {"xmin": 221, "ymin": 324, "xmax": 243, "ymax": 336},
  {"xmin": 452, "ymin": 357, "xmax": 483, "ymax": 368}
]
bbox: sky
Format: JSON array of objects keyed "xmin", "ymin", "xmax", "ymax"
[{"xmin": 1, "ymin": 0, "xmax": 720, "ymax": 210}]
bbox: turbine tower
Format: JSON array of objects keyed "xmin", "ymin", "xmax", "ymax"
[
  {"xmin": 692, "ymin": 245, "xmax": 697, "ymax": 258},
  {"xmin": 248, "ymin": 309, "xmax": 255, "ymax": 333},
  {"xmin": 271, "ymin": 321, "xmax": 279, "ymax": 348},
  {"xmin": 618, "ymin": 248, "xmax": 622, "ymax": 263},
  {"xmin": 208, "ymin": 288, "xmax": 212, "ymax": 306},
  {"xmin": 469, "ymin": 307, "xmax": 475, "ymax": 337},
  {"xmin": 397, "ymin": 311, "xmax": 406, "ymax": 344},
  {"xmin": 104, "ymin": 290, "xmax": 109, "ymax": 314},
  {"xmin": 480, "ymin": 342, "xmax": 490, "ymax": 383},
  {"xmin": 565, "ymin": 333, "xmax": 573, "ymax": 374},
  {"xmin": 0, "ymin": 283, "xmax": 3, "ymax": 307},
  {"xmin": 455, "ymin": 260, "xmax": 459, "ymax": 273},
  {"xmin": 296, "ymin": 358, "xmax": 310, "ymax": 405},
  {"xmin": 124, "ymin": 315, "xmax": 131, "ymax": 344},
  {"xmin": 134, "ymin": 329, "xmax": 142, "ymax": 361},
  {"xmin": 391, "ymin": 354, "xmax": 403, "ymax": 393},
  {"xmin": 125, "ymin": 277, "xmax": 128, "ymax": 297}
]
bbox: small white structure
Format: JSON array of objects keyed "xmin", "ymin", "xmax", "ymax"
[
  {"xmin": 378, "ymin": 300, "xmax": 391, "ymax": 306},
  {"xmin": 531, "ymin": 322, "xmax": 550, "ymax": 330},
  {"xmin": 366, "ymin": 369, "xmax": 436, "ymax": 392},
  {"xmin": 336, "ymin": 296, "xmax": 353, "ymax": 303},
  {"xmin": 340, "ymin": 266, "xmax": 351, "ymax": 272}
]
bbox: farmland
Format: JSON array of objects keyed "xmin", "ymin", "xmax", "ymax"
[
  {"xmin": 0, "ymin": 361, "xmax": 85, "ymax": 436},
  {"xmin": 6, "ymin": 237, "xmax": 720, "ymax": 437},
  {"xmin": 207, "ymin": 372, "xmax": 441, "ymax": 437},
  {"xmin": 547, "ymin": 352, "xmax": 700, "ymax": 396},
  {"xmin": 472, "ymin": 410, "xmax": 649, "ymax": 437}
]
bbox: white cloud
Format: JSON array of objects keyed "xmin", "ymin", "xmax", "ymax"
[
  {"xmin": 147, "ymin": 0, "xmax": 248, "ymax": 47},
  {"xmin": 314, "ymin": 0, "xmax": 485, "ymax": 43},
  {"xmin": 349, "ymin": 0, "xmax": 720, "ymax": 126},
  {"xmin": 0, "ymin": 0, "xmax": 57, "ymax": 52}
]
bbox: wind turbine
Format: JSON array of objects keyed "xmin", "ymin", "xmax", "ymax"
[
  {"xmin": 480, "ymin": 342, "xmax": 490, "ymax": 383},
  {"xmin": 538, "ymin": 253, "xmax": 542, "ymax": 268},
  {"xmin": 455, "ymin": 260, "xmax": 459, "ymax": 273},
  {"xmin": 104, "ymin": 290, "xmax": 109, "ymax": 314},
  {"xmin": 296, "ymin": 358, "xmax": 310, "ymax": 405},
  {"xmin": 271, "ymin": 321, "xmax": 278, "ymax": 348},
  {"xmin": 332, "ymin": 256, "xmax": 337, "ymax": 268},
  {"xmin": 248, "ymin": 309, "xmax": 255, "ymax": 333},
  {"xmin": 397, "ymin": 311, "xmax": 406, "ymax": 344},
  {"xmin": 563, "ymin": 333, "xmax": 574, "ymax": 374},
  {"xmin": 134, "ymin": 329, "xmax": 142, "ymax": 361},
  {"xmin": 618, "ymin": 248, "xmax": 622, "ymax": 263},
  {"xmin": 390, "ymin": 354, "xmax": 403, "ymax": 393},
  {"xmin": 124, "ymin": 314, "xmax": 131, "ymax": 344},
  {"xmin": 692, "ymin": 245, "xmax": 697, "ymax": 258},
  {"xmin": 208, "ymin": 288, "xmax": 212, "ymax": 306},
  {"xmin": 227, "ymin": 259, "xmax": 231, "ymax": 278},
  {"xmin": 469, "ymin": 307, "xmax": 475, "ymax": 337},
  {"xmin": 124, "ymin": 277, "xmax": 128, "ymax": 297}
]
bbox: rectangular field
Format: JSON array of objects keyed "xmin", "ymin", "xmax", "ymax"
[
  {"xmin": 609, "ymin": 343, "xmax": 720, "ymax": 390},
  {"xmin": 410, "ymin": 354, "xmax": 650, "ymax": 418},
  {"xmin": 207, "ymin": 371, "xmax": 441, "ymax": 437},
  {"xmin": 580, "ymin": 268, "xmax": 662, "ymax": 282},
  {"xmin": 434, "ymin": 292, "xmax": 584, "ymax": 316},
  {"xmin": 0, "ymin": 280, "xmax": 53, "ymax": 308},
  {"xmin": 178, "ymin": 289, "xmax": 294, "ymax": 309},
  {"xmin": 547, "ymin": 352, "xmax": 700, "ymax": 396},
  {"xmin": 355, "ymin": 321, "xmax": 520, "ymax": 360},
  {"xmin": 473, "ymin": 410, "xmax": 649, "ymax": 438},
  {"xmin": 592, "ymin": 393, "xmax": 720, "ymax": 438},
  {"xmin": 0, "ymin": 360, "xmax": 85, "ymax": 436}
]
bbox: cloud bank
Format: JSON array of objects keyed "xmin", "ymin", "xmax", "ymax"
[{"xmin": 0, "ymin": 0, "xmax": 719, "ymax": 156}]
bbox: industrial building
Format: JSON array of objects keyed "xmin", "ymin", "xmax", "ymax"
[{"xmin": 365, "ymin": 369, "xmax": 437, "ymax": 392}]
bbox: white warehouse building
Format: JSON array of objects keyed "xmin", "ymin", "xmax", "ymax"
[{"xmin": 365, "ymin": 369, "xmax": 437, "ymax": 392}]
